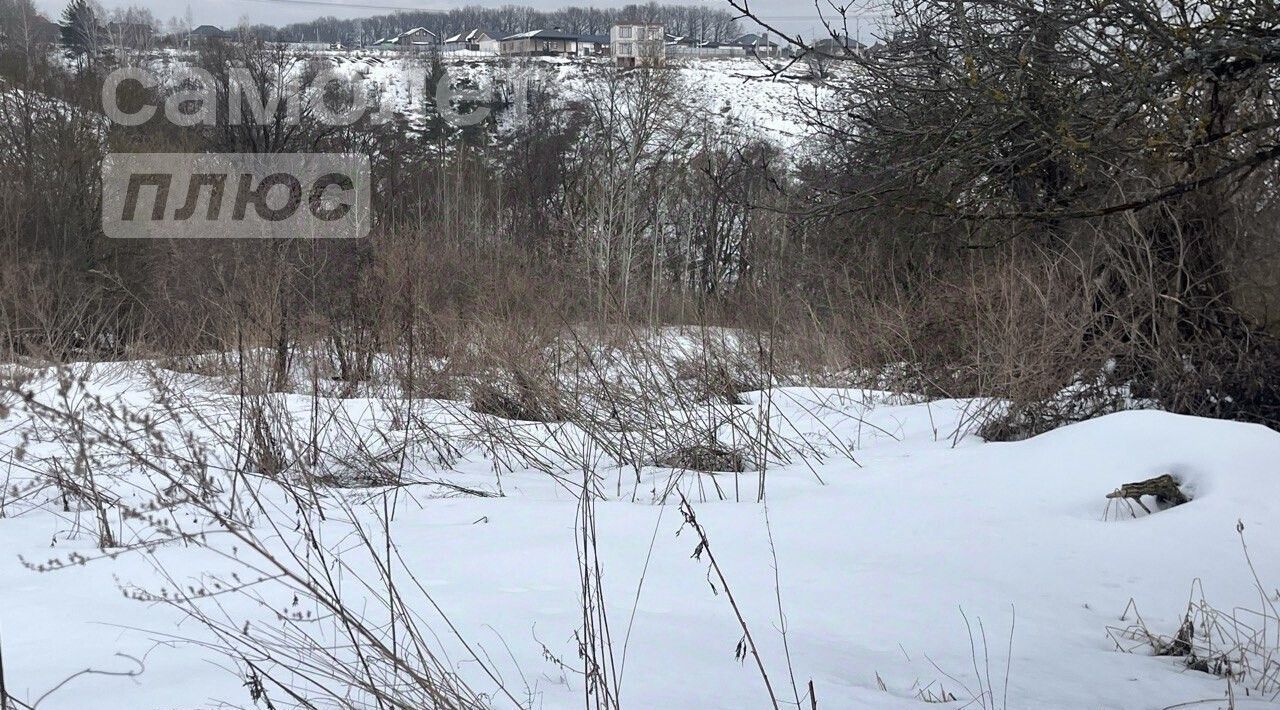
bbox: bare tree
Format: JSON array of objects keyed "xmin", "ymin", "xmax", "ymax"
[{"xmin": 733, "ymin": 0, "xmax": 1280, "ymax": 427}]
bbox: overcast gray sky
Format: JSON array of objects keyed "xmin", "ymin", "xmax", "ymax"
[{"xmin": 32, "ymin": 0, "xmax": 882, "ymax": 41}]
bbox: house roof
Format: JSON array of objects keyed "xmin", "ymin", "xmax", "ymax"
[
  {"xmin": 813, "ymin": 34, "xmax": 864, "ymax": 50},
  {"xmin": 189, "ymin": 25, "xmax": 230, "ymax": 38},
  {"xmin": 445, "ymin": 28, "xmax": 496, "ymax": 43},
  {"xmin": 579, "ymin": 34, "xmax": 609, "ymax": 44},
  {"xmin": 501, "ymin": 29, "xmax": 579, "ymax": 41},
  {"xmin": 731, "ymin": 33, "xmax": 778, "ymax": 47},
  {"xmin": 397, "ymin": 27, "xmax": 436, "ymax": 39}
]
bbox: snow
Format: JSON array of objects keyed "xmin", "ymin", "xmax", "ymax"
[
  {"xmin": 250, "ymin": 51, "xmax": 835, "ymax": 153},
  {"xmin": 1, "ymin": 354, "xmax": 1277, "ymax": 709}
]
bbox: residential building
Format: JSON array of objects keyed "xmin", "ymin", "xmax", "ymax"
[
  {"xmin": 730, "ymin": 32, "xmax": 781, "ymax": 57},
  {"xmin": 577, "ymin": 34, "xmax": 609, "ymax": 56},
  {"xmin": 477, "ymin": 33, "xmax": 502, "ymax": 54},
  {"xmin": 392, "ymin": 27, "xmax": 438, "ymax": 48},
  {"xmin": 812, "ymin": 34, "xmax": 866, "ymax": 57},
  {"xmin": 499, "ymin": 29, "xmax": 580, "ymax": 57},
  {"xmin": 443, "ymin": 28, "xmax": 498, "ymax": 53},
  {"xmin": 186, "ymin": 24, "xmax": 231, "ymax": 46},
  {"xmin": 668, "ymin": 40, "xmax": 742, "ymax": 59},
  {"xmin": 442, "ymin": 30, "xmax": 466, "ymax": 51},
  {"xmin": 610, "ymin": 22, "xmax": 664, "ymax": 67}
]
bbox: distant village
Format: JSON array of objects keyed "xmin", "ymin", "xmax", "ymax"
[{"xmin": 114, "ymin": 21, "xmax": 865, "ymax": 65}]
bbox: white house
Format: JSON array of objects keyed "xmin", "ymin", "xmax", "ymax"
[
  {"xmin": 443, "ymin": 28, "xmax": 499, "ymax": 53},
  {"xmin": 610, "ymin": 22, "xmax": 664, "ymax": 67},
  {"xmin": 498, "ymin": 29, "xmax": 581, "ymax": 57}
]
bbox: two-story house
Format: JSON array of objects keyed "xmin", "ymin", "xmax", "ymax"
[{"xmin": 610, "ymin": 22, "xmax": 665, "ymax": 67}]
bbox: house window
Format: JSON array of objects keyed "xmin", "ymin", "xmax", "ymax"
[
  {"xmin": 619, "ymin": 26, "xmax": 633, "ymax": 39},
  {"xmin": 618, "ymin": 41, "xmax": 633, "ymax": 56},
  {"xmin": 649, "ymin": 27, "xmax": 661, "ymax": 40}
]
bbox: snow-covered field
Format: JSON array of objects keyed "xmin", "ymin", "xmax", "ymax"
[
  {"xmin": 1, "ymin": 343, "xmax": 1277, "ymax": 709},
  {"xmin": 349, "ymin": 53, "xmax": 832, "ymax": 150},
  {"xmin": 131, "ymin": 49, "xmax": 836, "ymax": 157}
]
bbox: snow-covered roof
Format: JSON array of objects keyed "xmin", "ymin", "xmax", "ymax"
[
  {"xmin": 397, "ymin": 27, "xmax": 435, "ymax": 39},
  {"xmin": 501, "ymin": 29, "xmax": 580, "ymax": 42},
  {"xmin": 731, "ymin": 33, "xmax": 778, "ymax": 47},
  {"xmin": 445, "ymin": 29, "xmax": 496, "ymax": 44}
]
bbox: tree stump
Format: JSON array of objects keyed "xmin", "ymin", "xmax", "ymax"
[{"xmin": 1106, "ymin": 474, "xmax": 1189, "ymax": 514}]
